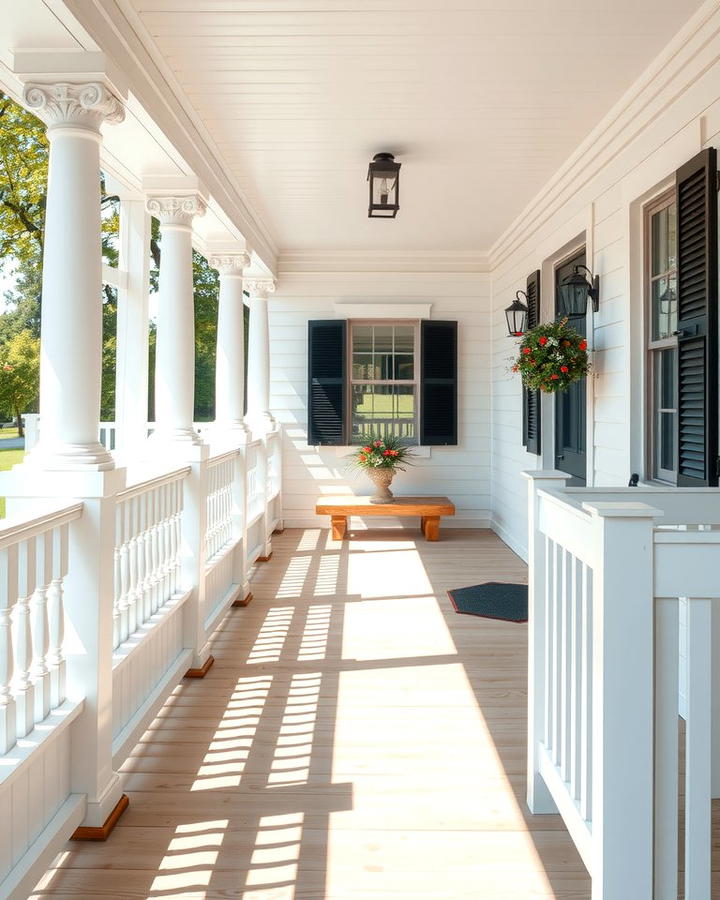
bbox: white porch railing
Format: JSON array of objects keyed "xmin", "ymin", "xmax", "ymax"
[
  {"xmin": 0, "ymin": 426, "xmax": 283, "ymax": 899},
  {"xmin": 526, "ymin": 472, "xmax": 720, "ymax": 900}
]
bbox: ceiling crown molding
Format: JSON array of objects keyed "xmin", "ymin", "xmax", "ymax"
[{"xmin": 278, "ymin": 250, "xmax": 490, "ymax": 275}]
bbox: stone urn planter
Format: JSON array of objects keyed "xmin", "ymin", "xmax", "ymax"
[
  {"xmin": 347, "ymin": 435, "xmax": 414, "ymax": 504},
  {"xmin": 366, "ymin": 467, "xmax": 395, "ymax": 504}
]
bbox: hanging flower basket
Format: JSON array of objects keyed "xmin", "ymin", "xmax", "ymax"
[{"xmin": 512, "ymin": 318, "xmax": 589, "ymax": 394}]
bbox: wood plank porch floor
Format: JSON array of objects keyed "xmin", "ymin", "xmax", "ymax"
[{"xmin": 33, "ymin": 528, "xmax": 591, "ymax": 899}]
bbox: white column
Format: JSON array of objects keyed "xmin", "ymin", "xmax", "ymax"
[
  {"xmin": 145, "ymin": 194, "xmax": 206, "ymax": 449},
  {"xmin": 23, "ymin": 83, "xmax": 124, "ymax": 471},
  {"xmin": 115, "ymin": 196, "xmax": 151, "ymax": 458},
  {"xmin": 210, "ymin": 253, "xmax": 251, "ymax": 441},
  {"xmin": 245, "ymin": 278, "xmax": 277, "ymax": 435}
]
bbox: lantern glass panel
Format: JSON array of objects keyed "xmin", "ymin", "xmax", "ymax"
[{"xmin": 559, "ymin": 275, "xmax": 589, "ymax": 318}]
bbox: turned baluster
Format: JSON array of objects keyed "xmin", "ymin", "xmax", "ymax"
[
  {"xmin": 0, "ymin": 545, "xmax": 18, "ymax": 753},
  {"xmin": 13, "ymin": 538, "xmax": 37, "ymax": 737},
  {"xmin": 31, "ymin": 530, "xmax": 53, "ymax": 722}
]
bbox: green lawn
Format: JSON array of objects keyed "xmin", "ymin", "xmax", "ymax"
[{"xmin": 0, "ymin": 449, "xmax": 25, "ymax": 518}]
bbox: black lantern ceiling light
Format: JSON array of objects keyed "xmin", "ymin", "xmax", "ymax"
[
  {"xmin": 558, "ymin": 265, "xmax": 600, "ymax": 318},
  {"xmin": 505, "ymin": 291, "xmax": 529, "ymax": 337},
  {"xmin": 368, "ymin": 152, "xmax": 401, "ymax": 218}
]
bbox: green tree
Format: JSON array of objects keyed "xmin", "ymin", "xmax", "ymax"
[{"xmin": 0, "ymin": 330, "xmax": 40, "ymax": 434}]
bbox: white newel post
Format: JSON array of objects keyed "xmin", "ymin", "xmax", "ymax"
[
  {"xmin": 145, "ymin": 193, "xmax": 213, "ymax": 674},
  {"xmin": 210, "ymin": 252, "xmax": 252, "ymax": 601},
  {"xmin": 583, "ymin": 499, "xmax": 660, "ymax": 900},
  {"xmin": 210, "ymin": 253, "xmax": 252, "ymax": 442},
  {"xmin": 245, "ymin": 278, "xmax": 277, "ymax": 436},
  {"xmin": 2, "ymin": 81, "xmax": 131, "ymax": 832},
  {"xmin": 523, "ymin": 470, "xmax": 569, "ymax": 814}
]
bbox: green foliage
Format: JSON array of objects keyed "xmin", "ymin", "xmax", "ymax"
[
  {"xmin": 347, "ymin": 435, "xmax": 414, "ymax": 472},
  {"xmin": 513, "ymin": 318, "xmax": 589, "ymax": 393},
  {"xmin": 0, "ymin": 330, "xmax": 40, "ymax": 432},
  {"xmin": 0, "ymin": 91, "xmax": 229, "ymax": 427},
  {"xmin": 0, "ymin": 93, "xmax": 47, "ymax": 262}
]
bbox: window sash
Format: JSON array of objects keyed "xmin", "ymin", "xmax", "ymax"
[
  {"xmin": 645, "ymin": 190, "xmax": 678, "ymax": 484},
  {"xmin": 348, "ymin": 320, "xmax": 420, "ymax": 443}
]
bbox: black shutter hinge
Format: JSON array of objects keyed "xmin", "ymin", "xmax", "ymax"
[
  {"xmin": 716, "ymin": 456, "xmax": 720, "ymax": 478},
  {"xmin": 716, "ymin": 170, "xmax": 720, "ymax": 192}
]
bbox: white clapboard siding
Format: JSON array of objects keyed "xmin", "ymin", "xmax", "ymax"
[{"xmin": 269, "ymin": 272, "xmax": 491, "ymax": 530}]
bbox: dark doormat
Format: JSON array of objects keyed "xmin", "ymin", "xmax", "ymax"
[{"xmin": 447, "ymin": 582, "xmax": 528, "ymax": 623}]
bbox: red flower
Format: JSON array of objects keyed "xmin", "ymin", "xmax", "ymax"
[
  {"xmin": 359, "ymin": 454, "xmax": 367, "ymax": 462},
  {"xmin": 383, "ymin": 450, "xmax": 391, "ymax": 456},
  {"xmin": 390, "ymin": 449, "xmax": 399, "ymax": 457},
  {"xmin": 539, "ymin": 336, "xmax": 548, "ymax": 346},
  {"xmin": 511, "ymin": 364, "xmax": 519, "ymax": 372},
  {"xmin": 560, "ymin": 365, "xmax": 569, "ymax": 373},
  {"xmin": 362, "ymin": 446, "xmax": 372, "ymax": 453},
  {"xmin": 522, "ymin": 347, "xmax": 531, "ymax": 355},
  {"xmin": 373, "ymin": 440, "xmax": 383, "ymax": 447},
  {"xmin": 579, "ymin": 340, "xmax": 588, "ymax": 351},
  {"xmin": 551, "ymin": 374, "xmax": 559, "ymax": 380}
]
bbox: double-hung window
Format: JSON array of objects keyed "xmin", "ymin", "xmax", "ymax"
[
  {"xmin": 349, "ymin": 322, "xmax": 418, "ymax": 444},
  {"xmin": 646, "ymin": 193, "xmax": 678, "ymax": 483},
  {"xmin": 307, "ymin": 318, "xmax": 458, "ymax": 447}
]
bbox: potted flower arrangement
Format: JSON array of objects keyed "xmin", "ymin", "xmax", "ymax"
[
  {"xmin": 512, "ymin": 318, "xmax": 589, "ymax": 393},
  {"xmin": 348, "ymin": 434, "xmax": 414, "ymax": 504}
]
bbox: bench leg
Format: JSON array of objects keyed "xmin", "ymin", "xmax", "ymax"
[
  {"xmin": 423, "ymin": 516, "xmax": 440, "ymax": 541},
  {"xmin": 420, "ymin": 516, "xmax": 427, "ymax": 534},
  {"xmin": 331, "ymin": 515, "xmax": 347, "ymax": 541}
]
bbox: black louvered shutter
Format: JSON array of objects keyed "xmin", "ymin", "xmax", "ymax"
[
  {"xmin": 420, "ymin": 320, "xmax": 458, "ymax": 445},
  {"xmin": 308, "ymin": 320, "xmax": 346, "ymax": 445},
  {"xmin": 675, "ymin": 148, "xmax": 718, "ymax": 486},
  {"xmin": 522, "ymin": 270, "xmax": 542, "ymax": 455}
]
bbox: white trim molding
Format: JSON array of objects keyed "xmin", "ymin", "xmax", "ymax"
[{"xmin": 333, "ymin": 302, "xmax": 432, "ymax": 319}]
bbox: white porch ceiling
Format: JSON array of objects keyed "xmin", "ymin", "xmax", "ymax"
[{"xmin": 89, "ymin": 1, "xmax": 711, "ymax": 253}]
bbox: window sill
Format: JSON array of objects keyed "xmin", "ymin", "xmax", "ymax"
[{"xmin": 334, "ymin": 445, "xmax": 432, "ymax": 459}]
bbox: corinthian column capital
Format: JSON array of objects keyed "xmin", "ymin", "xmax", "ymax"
[
  {"xmin": 243, "ymin": 278, "xmax": 276, "ymax": 299},
  {"xmin": 209, "ymin": 252, "xmax": 251, "ymax": 277},
  {"xmin": 146, "ymin": 195, "xmax": 207, "ymax": 228},
  {"xmin": 23, "ymin": 82, "xmax": 125, "ymax": 133}
]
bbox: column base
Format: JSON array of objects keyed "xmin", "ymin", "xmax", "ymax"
[
  {"xmin": 148, "ymin": 426, "xmax": 202, "ymax": 447},
  {"xmin": 244, "ymin": 414, "xmax": 278, "ymax": 437},
  {"xmin": 71, "ymin": 794, "xmax": 129, "ymax": 842},
  {"xmin": 24, "ymin": 440, "xmax": 115, "ymax": 472},
  {"xmin": 232, "ymin": 592, "xmax": 253, "ymax": 607}
]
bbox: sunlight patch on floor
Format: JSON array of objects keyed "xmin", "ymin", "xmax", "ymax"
[
  {"xmin": 298, "ymin": 603, "xmax": 331, "ymax": 660},
  {"xmin": 192, "ymin": 676, "xmax": 273, "ymax": 790},
  {"xmin": 246, "ymin": 606, "xmax": 294, "ymax": 663},
  {"xmin": 269, "ymin": 672, "xmax": 321, "ymax": 786},
  {"xmin": 149, "ymin": 819, "xmax": 229, "ymax": 898},
  {"xmin": 347, "ymin": 545, "xmax": 433, "ymax": 599}
]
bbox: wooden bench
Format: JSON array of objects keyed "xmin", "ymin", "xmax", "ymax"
[{"xmin": 315, "ymin": 496, "xmax": 456, "ymax": 541}]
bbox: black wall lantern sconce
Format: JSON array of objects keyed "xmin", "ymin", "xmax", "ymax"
[
  {"xmin": 505, "ymin": 291, "xmax": 529, "ymax": 337},
  {"xmin": 558, "ymin": 265, "xmax": 600, "ymax": 318},
  {"xmin": 368, "ymin": 152, "xmax": 401, "ymax": 218}
]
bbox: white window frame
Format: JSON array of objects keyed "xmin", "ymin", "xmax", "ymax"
[
  {"xmin": 347, "ymin": 319, "xmax": 421, "ymax": 446},
  {"xmin": 645, "ymin": 189, "xmax": 678, "ymax": 485}
]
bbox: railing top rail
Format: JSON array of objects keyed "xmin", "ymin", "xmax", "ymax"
[
  {"xmin": 118, "ymin": 465, "xmax": 191, "ymax": 502},
  {"xmin": 247, "ymin": 438, "xmax": 263, "ymax": 450},
  {"xmin": 207, "ymin": 448, "xmax": 240, "ymax": 467},
  {"xmin": 654, "ymin": 529, "xmax": 720, "ymax": 544},
  {"xmin": 0, "ymin": 502, "xmax": 83, "ymax": 550}
]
